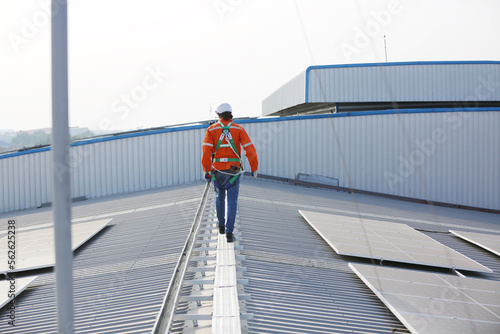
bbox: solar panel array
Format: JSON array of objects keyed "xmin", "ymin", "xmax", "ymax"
[
  {"xmin": 349, "ymin": 263, "xmax": 500, "ymax": 334},
  {"xmin": 299, "ymin": 210, "xmax": 491, "ymax": 273},
  {"xmin": 0, "ymin": 219, "xmax": 111, "ymax": 322},
  {"xmin": 300, "ymin": 210, "xmax": 499, "ymax": 334},
  {"xmin": 450, "ymin": 230, "xmax": 500, "ymax": 257}
]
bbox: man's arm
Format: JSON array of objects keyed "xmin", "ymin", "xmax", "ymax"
[
  {"xmin": 202, "ymin": 129, "xmax": 214, "ymax": 173},
  {"xmin": 240, "ymin": 128, "xmax": 258, "ymax": 172}
]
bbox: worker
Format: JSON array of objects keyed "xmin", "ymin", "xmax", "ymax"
[{"xmin": 202, "ymin": 103, "xmax": 258, "ymax": 243}]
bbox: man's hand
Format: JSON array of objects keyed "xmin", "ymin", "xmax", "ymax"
[
  {"xmin": 205, "ymin": 173, "xmax": 211, "ymax": 182},
  {"xmin": 251, "ymin": 171, "xmax": 258, "ymax": 179}
]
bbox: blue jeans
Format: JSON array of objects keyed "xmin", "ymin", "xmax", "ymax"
[{"xmin": 214, "ymin": 174, "xmax": 241, "ymax": 234}]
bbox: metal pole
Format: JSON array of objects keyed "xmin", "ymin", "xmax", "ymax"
[{"xmin": 51, "ymin": 1, "xmax": 74, "ymax": 333}]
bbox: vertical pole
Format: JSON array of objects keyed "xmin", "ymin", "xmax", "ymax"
[{"xmin": 51, "ymin": 1, "xmax": 74, "ymax": 333}]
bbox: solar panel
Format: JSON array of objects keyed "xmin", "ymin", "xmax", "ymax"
[
  {"xmin": 0, "ymin": 276, "xmax": 38, "ymax": 309},
  {"xmin": 450, "ymin": 230, "xmax": 500, "ymax": 257},
  {"xmin": 0, "ymin": 219, "xmax": 111, "ymax": 273},
  {"xmin": 349, "ymin": 263, "xmax": 500, "ymax": 334},
  {"xmin": 299, "ymin": 210, "xmax": 491, "ymax": 273}
]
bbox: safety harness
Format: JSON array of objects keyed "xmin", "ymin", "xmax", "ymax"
[{"xmin": 211, "ymin": 121, "xmax": 244, "ymax": 188}]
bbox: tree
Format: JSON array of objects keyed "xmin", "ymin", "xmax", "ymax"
[
  {"xmin": 11, "ymin": 131, "xmax": 51, "ymax": 149},
  {"xmin": 71, "ymin": 129, "xmax": 94, "ymax": 140}
]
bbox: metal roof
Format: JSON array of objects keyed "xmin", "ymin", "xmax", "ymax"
[
  {"xmin": 0, "ymin": 182, "xmax": 204, "ymax": 333},
  {"xmin": 0, "ymin": 178, "xmax": 499, "ymax": 333},
  {"xmin": 236, "ymin": 179, "xmax": 500, "ymax": 333}
]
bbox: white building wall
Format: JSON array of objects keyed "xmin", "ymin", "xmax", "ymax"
[
  {"xmin": 307, "ymin": 62, "xmax": 500, "ymax": 103},
  {"xmin": 0, "ymin": 127, "xmax": 206, "ymax": 213},
  {"xmin": 262, "ymin": 70, "xmax": 307, "ymax": 116},
  {"xmin": 262, "ymin": 61, "xmax": 500, "ymax": 116},
  {"xmin": 1, "ymin": 110, "xmax": 499, "ymax": 214},
  {"xmin": 243, "ymin": 110, "xmax": 499, "ymax": 210}
]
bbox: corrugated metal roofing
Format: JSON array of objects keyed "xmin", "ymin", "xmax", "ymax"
[
  {"xmin": 0, "ymin": 178, "xmax": 498, "ymax": 333},
  {"xmin": 238, "ymin": 181, "xmax": 409, "ymax": 333},
  {"xmin": 0, "ymin": 182, "xmax": 204, "ymax": 333},
  {"xmin": 236, "ymin": 179, "xmax": 500, "ymax": 333}
]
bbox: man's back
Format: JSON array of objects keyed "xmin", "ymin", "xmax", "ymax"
[{"xmin": 202, "ymin": 119, "xmax": 258, "ymax": 173}]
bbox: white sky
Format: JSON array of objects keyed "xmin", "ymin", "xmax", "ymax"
[{"xmin": 1, "ymin": 0, "xmax": 499, "ymax": 132}]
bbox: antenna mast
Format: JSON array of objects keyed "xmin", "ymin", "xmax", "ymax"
[{"xmin": 384, "ymin": 35, "xmax": 388, "ymax": 62}]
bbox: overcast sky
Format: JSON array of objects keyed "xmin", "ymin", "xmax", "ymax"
[{"xmin": 1, "ymin": 0, "xmax": 499, "ymax": 132}]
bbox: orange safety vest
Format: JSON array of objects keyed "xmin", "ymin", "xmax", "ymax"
[{"xmin": 202, "ymin": 120, "xmax": 258, "ymax": 174}]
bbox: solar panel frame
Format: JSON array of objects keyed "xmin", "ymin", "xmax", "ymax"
[
  {"xmin": 349, "ymin": 263, "xmax": 500, "ymax": 334},
  {"xmin": 300, "ymin": 210, "xmax": 492, "ymax": 273},
  {"xmin": 0, "ymin": 276, "xmax": 38, "ymax": 309}
]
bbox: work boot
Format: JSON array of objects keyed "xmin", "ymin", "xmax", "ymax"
[
  {"xmin": 226, "ymin": 232, "xmax": 234, "ymax": 243},
  {"xmin": 219, "ymin": 225, "xmax": 225, "ymax": 234}
]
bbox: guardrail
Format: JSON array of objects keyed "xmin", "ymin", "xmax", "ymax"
[{"xmin": 151, "ymin": 181, "xmax": 211, "ymax": 333}]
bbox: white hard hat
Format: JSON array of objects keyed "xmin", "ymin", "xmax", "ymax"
[{"xmin": 216, "ymin": 103, "xmax": 232, "ymax": 114}]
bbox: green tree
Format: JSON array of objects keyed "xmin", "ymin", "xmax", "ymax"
[
  {"xmin": 71, "ymin": 129, "xmax": 95, "ymax": 140},
  {"xmin": 11, "ymin": 131, "xmax": 51, "ymax": 149}
]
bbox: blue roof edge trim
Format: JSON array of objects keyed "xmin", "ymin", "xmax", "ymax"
[
  {"xmin": 0, "ymin": 123, "xmax": 210, "ymax": 160},
  {"xmin": 239, "ymin": 107, "xmax": 499, "ymax": 124},
  {"xmin": 70, "ymin": 123, "xmax": 209, "ymax": 147},
  {"xmin": 0, "ymin": 146, "xmax": 52, "ymax": 159},
  {"xmin": 304, "ymin": 60, "xmax": 500, "ymax": 103},
  {"xmin": 305, "ymin": 68, "xmax": 310, "ymax": 103},
  {"xmin": 307, "ymin": 60, "xmax": 500, "ymax": 71},
  {"xmin": 1, "ymin": 107, "xmax": 498, "ymax": 160}
]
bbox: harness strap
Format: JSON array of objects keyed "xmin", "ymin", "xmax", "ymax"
[
  {"xmin": 212, "ymin": 122, "xmax": 244, "ymax": 186},
  {"xmin": 211, "ymin": 167, "xmax": 240, "ymax": 188},
  {"xmin": 215, "ymin": 122, "xmax": 239, "ymax": 156},
  {"xmin": 229, "ymin": 172, "xmax": 239, "ymax": 185},
  {"xmin": 214, "ymin": 158, "xmax": 240, "ymax": 163}
]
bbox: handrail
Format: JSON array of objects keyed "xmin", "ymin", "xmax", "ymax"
[{"xmin": 151, "ymin": 181, "xmax": 211, "ymax": 334}]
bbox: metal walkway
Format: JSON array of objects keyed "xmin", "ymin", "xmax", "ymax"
[{"xmin": 152, "ymin": 183, "xmax": 253, "ymax": 334}]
